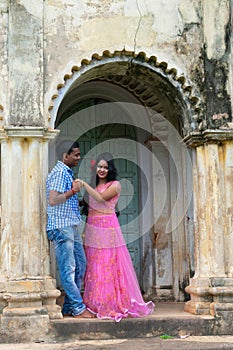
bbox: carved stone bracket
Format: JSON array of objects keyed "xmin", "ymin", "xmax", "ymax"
[{"xmin": 183, "ymin": 129, "xmax": 233, "ymax": 148}]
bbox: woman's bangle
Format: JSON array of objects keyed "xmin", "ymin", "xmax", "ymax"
[{"xmin": 71, "ymin": 188, "xmax": 76, "ymax": 195}]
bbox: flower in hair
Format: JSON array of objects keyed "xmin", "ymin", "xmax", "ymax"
[{"xmin": 90, "ymin": 159, "xmax": 96, "ymax": 170}]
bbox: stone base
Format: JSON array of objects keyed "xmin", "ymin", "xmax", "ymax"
[
  {"xmin": 0, "ymin": 294, "xmax": 7, "ymax": 314},
  {"xmin": 2, "ymin": 278, "xmax": 63, "ymax": 320},
  {"xmin": 210, "ymin": 303, "xmax": 233, "ymax": 334},
  {"xmin": 185, "ymin": 277, "xmax": 212, "ymax": 315},
  {"xmin": 185, "ymin": 277, "xmax": 233, "ymax": 318},
  {"xmin": 184, "ymin": 300, "xmax": 211, "ymax": 315},
  {"xmin": 0, "ymin": 313, "xmax": 50, "ymax": 343},
  {"xmin": 0, "ymin": 277, "xmax": 63, "ymax": 342},
  {"xmin": 210, "ymin": 302, "xmax": 233, "ymax": 315}
]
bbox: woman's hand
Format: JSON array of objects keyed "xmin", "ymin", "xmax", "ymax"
[{"xmin": 74, "ymin": 179, "xmax": 118, "ymax": 203}]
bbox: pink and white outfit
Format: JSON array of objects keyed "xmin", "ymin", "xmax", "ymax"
[{"xmin": 83, "ymin": 180, "xmax": 154, "ymax": 322}]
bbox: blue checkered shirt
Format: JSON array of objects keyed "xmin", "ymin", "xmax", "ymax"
[{"xmin": 46, "ymin": 161, "xmax": 81, "ymax": 230}]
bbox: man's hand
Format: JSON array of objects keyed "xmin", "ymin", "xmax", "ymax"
[{"xmin": 72, "ymin": 179, "xmax": 83, "ymax": 192}]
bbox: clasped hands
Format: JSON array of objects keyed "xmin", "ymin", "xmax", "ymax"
[{"xmin": 72, "ymin": 179, "xmax": 84, "ymax": 192}]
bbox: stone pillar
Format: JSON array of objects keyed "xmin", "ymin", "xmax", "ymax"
[
  {"xmin": 147, "ymin": 139, "xmax": 174, "ymax": 300},
  {"xmin": 0, "ymin": 127, "xmax": 61, "ymax": 341},
  {"xmin": 184, "ymin": 131, "xmax": 233, "ymax": 321}
]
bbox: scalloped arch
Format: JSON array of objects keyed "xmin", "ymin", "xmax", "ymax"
[{"xmin": 48, "ymin": 50, "xmax": 204, "ymax": 135}]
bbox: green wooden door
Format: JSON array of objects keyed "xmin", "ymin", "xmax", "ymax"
[{"xmin": 76, "ymin": 122, "xmax": 141, "ymax": 279}]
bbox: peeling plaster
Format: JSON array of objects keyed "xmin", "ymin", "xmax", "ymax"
[
  {"xmin": 0, "ymin": 0, "xmax": 8, "ymax": 12},
  {"xmin": 178, "ymin": 0, "xmax": 201, "ymax": 25},
  {"xmin": 78, "ymin": 16, "xmax": 155, "ymax": 50},
  {"xmin": 203, "ymin": 0, "xmax": 230, "ymax": 60},
  {"xmin": 9, "ymin": 1, "xmax": 43, "ymax": 125},
  {"xmin": 18, "ymin": 0, "xmax": 43, "ymax": 20}
]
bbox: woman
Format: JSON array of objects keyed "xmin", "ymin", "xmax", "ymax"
[{"xmin": 77, "ymin": 152, "xmax": 154, "ymax": 322}]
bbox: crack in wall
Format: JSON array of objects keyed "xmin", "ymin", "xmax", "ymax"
[{"xmin": 134, "ymin": 0, "xmax": 142, "ymax": 53}]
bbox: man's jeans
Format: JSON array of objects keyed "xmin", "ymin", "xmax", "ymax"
[{"xmin": 47, "ymin": 226, "xmax": 86, "ymax": 316}]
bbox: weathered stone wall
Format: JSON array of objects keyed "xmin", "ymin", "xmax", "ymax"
[
  {"xmin": 203, "ymin": 0, "xmax": 231, "ymax": 125},
  {"xmin": 0, "ymin": 0, "xmax": 8, "ymax": 126},
  {"xmin": 0, "ymin": 0, "xmax": 231, "ymax": 128},
  {"xmin": 0, "ymin": 1, "xmax": 44, "ymax": 126},
  {"xmin": 43, "ymin": 0, "xmax": 205, "ymax": 125}
]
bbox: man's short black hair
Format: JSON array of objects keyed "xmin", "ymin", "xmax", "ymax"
[
  {"xmin": 67, "ymin": 141, "xmax": 80, "ymax": 154},
  {"xmin": 56, "ymin": 140, "xmax": 80, "ymax": 160}
]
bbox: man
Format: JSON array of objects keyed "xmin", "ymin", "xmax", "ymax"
[{"xmin": 46, "ymin": 140, "xmax": 94, "ymax": 318}]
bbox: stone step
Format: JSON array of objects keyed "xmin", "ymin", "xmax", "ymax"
[{"xmin": 50, "ymin": 302, "xmax": 215, "ymax": 342}]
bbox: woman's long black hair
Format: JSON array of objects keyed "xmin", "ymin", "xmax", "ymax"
[{"xmin": 80, "ymin": 152, "xmax": 119, "ymax": 217}]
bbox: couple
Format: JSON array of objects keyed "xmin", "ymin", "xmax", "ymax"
[{"xmin": 46, "ymin": 141, "xmax": 154, "ymax": 321}]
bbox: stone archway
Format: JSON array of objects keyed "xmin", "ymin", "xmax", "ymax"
[
  {"xmin": 48, "ymin": 50, "xmax": 203, "ymax": 135},
  {"xmin": 47, "ymin": 50, "xmax": 202, "ymax": 302}
]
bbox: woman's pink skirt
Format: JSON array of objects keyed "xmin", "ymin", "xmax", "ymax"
[{"xmin": 83, "ymin": 214, "xmax": 154, "ymax": 322}]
